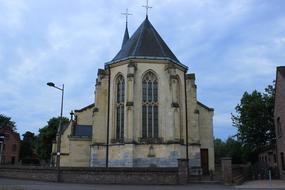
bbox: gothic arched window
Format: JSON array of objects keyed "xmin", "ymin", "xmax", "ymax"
[
  {"xmin": 116, "ymin": 75, "xmax": 125, "ymax": 141},
  {"xmin": 142, "ymin": 72, "xmax": 158, "ymax": 139}
]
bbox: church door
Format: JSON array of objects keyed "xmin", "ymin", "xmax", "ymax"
[{"xmin": 200, "ymin": 149, "xmax": 209, "ymax": 175}]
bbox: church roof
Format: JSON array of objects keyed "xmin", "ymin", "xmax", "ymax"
[
  {"xmin": 121, "ymin": 25, "xmax": 129, "ymax": 48},
  {"xmin": 109, "ymin": 17, "xmax": 186, "ymax": 68}
]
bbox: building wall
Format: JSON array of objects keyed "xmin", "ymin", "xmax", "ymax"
[
  {"xmin": 0, "ymin": 126, "xmax": 20, "ymax": 165},
  {"xmin": 198, "ymin": 104, "xmax": 215, "ymax": 171},
  {"xmin": 275, "ymin": 66, "xmax": 285, "ymax": 178},
  {"xmin": 52, "ymin": 107, "xmax": 93, "ymax": 167},
  {"xmin": 75, "ymin": 105, "xmax": 94, "ymax": 125},
  {"xmin": 90, "ymin": 59, "xmax": 214, "ymax": 169},
  {"xmin": 107, "ymin": 60, "xmax": 187, "ymax": 144},
  {"xmin": 258, "ymin": 147, "xmax": 277, "ymax": 168},
  {"xmin": 93, "ymin": 69, "xmax": 109, "ymax": 144}
]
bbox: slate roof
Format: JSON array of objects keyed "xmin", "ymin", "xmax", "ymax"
[
  {"xmin": 111, "ymin": 17, "xmax": 185, "ymax": 67},
  {"xmin": 74, "ymin": 103, "xmax": 95, "ymax": 113},
  {"xmin": 73, "ymin": 125, "xmax": 92, "ymax": 137},
  {"xmin": 121, "ymin": 25, "xmax": 129, "ymax": 48}
]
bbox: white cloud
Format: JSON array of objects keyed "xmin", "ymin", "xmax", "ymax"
[{"xmin": 0, "ymin": 0, "xmax": 27, "ymax": 31}]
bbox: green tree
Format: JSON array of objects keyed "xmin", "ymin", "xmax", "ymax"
[
  {"xmin": 0, "ymin": 114, "xmax": 16, "ymax": 131},
  {"xmin": 214, "ymin": 137, "xmax": 244, "ymax": 164},
  {"xmin": 224, "ymin": 138, "xmax": 243, "ymax": 164},
  {"xmin": 36, "ymin": 117, "xmax": 69, "ymax": 161},
  {"xmin": 214, "ymin": 138, "xmax": 226, "ymax": 163},
  {"xmin": 20, "ymin": 131, "xmax": 36, "ymax": 160},
  {"xmin": 231, "ymin": 83, "xmax": 276, "ymax": 161}
]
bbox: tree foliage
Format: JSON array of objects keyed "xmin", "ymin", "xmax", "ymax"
[
  {"xmin": 20, "ymin": 131, "xmax": 36, "ymax": 160},
  {"xmin": 0, "ymin": 114, "xmax": 17, "ymax": 131},
  {"xmin": 214, "ymin": 138, "xmax": 244, "ymax": 164},
  {"xmin": 36, "ymin": 117, "xmax": 69, "ymax": 161},
  {"xmin": 231, "ymin": 83, "xmax": 276, "ymax": 161}
]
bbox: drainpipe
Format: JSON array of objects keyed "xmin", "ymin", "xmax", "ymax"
[
  {"xmin": 106, "ymin": 66, "xmax": 111, "ymax": 168},
  {"xmin": 184, "ymin": 71, "xmax": 189, "ymax": 173}
]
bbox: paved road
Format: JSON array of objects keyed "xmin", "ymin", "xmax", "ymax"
[{"xmin": 0, "ymin": 178, "xmax": 284, "ymax": 190}]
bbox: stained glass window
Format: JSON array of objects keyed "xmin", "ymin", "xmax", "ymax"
[
  {"xmin": 116, "ymin": 75, "xmax": 125, "ymax": 141},
  {"xmin": 142, "ymin": 72, "xmax": 158, "ymax": 139}
]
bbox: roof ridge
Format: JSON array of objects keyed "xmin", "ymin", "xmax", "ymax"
[
  {"xmin": 149, "ymin": 20, "xmax": 167, "ymax": 57},
  {"xmin": 131, "ymin": 18, "xmax": 146, "ymax": 56}
]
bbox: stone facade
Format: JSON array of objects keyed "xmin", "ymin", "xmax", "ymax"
[
  {"xmin": 53, "ymin": 17, "xmax": 215, "ymax": 172},
  {"xmin": 0, "ymin": 125, "xmax": 20, "ymax": 165},
  {"xmin": 274, "ymin": 66, "xmax": 285, "ymax": 179},
  {"xmin": 52, "ymin": 104, "xmax": 94, "ymax": 167}
]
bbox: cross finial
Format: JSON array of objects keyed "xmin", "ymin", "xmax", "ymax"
[
  {"xmin": 142, "ymin": 0, "xmax": 152, "ymax": 17},
  {"xmin": 121, "ymin": 8, "xmax": 132, "ymax": 25}
]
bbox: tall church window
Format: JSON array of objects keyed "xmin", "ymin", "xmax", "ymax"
[
  {"xmin": 116, "ymin": 75, "xmax": 125, "ymax": 141},
  {"xmin": 142, "ymin": 72, "xmax": 158, "ymax": 139}
]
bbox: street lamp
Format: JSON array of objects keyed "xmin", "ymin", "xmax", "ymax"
[{"xmin": 47, "ymin": 82, "xmax": 64, "ymax": 182}]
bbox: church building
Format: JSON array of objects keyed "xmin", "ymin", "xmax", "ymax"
[{"xmin": 52, "ymin": 12, "xmax": 215, "ymax": 174}]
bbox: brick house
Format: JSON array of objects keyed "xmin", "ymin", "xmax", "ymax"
[
  {"xmin": 0, "ymin": 125, "xmax": 20, "ymax": 165},
  {"xmin": 274, "ymin": 66, "xmax": 285, "ymax": 179}
]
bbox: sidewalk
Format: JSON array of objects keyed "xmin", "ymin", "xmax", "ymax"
[{"xmin": 236, "ymin": 180, "xmax": 285, "ymax": 189}]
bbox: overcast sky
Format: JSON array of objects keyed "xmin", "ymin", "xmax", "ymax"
[{"xmin": 0, "ymin": 0, "xmax": 284, "ymax": 139}]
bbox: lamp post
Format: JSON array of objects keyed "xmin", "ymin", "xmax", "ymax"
[{"xmin": 47, "ymin": 82, "xmax": 64, "ymax": 182}]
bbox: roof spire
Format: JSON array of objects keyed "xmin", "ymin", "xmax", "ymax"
[
  {"xmin": 121, "ymin": 8, "xmax": 132, "ymax": 27},
  {"xmin": 142, "ymin": 0, "xmax": 152, "ymax": 18},
  {"xmin": 121, "ymin": 9, "xmax": 132, "ymax": 48}
]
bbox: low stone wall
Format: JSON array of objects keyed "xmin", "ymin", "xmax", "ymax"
[
  {"xmin": 0, "ymin": 166, "xmax": 57, "ymax": 182},
  {"xmin": 0, "ymin": 166, "xmax": 179, "ymax": 185}
]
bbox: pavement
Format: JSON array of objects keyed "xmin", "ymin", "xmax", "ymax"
[
  {"xmin": 1, "ymin": 178, "xmax": 285, "ymax": 190},
  {"xmin": 236, "ymin": 180, "xmax": 285, "ymax": 189}
]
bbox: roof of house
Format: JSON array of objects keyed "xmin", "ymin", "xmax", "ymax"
[
  {"xmin": 74, "ymin": 103, "xmax": 95, "ymax": 113},
  {"xmin": 197, "ymin": 101, "xmax": 214, "ymax": 112},
  {"xmin": 110, "ymin": 17, "xmax": 186, "ymax": 68}
]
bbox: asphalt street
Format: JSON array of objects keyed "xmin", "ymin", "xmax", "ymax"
[{"xmin": 0, "ymin": 178, "xmax": 284, "ymax": 190}]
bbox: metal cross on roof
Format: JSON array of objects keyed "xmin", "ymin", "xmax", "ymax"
[
  {"xmin": 121, "ymin": 8, "xmax": 132, "ymax": 25},
  {"xmin": 142, "ymin": 0, "xmax": 152, "ymax": 17}
]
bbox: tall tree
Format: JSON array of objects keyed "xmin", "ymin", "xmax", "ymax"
[
  {"xmin": 0, "ymin": 114, "xmax": 16, "ymax": 131},
  {"xmin": 231, "ymin": 83, "xmax": 276, "ymax": 161},
  {"xmin": 20, "ymin": 131, "xmax": 36, "ymax": 160},
  {"xmin": 214, "ymin": 138, "xmax": 244, "ymax": 164},
  {"xmin": 36, "ymin": 117, "xmax": 69, "ymax": 161}
]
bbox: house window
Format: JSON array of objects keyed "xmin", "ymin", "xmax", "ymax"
[
  {"xmin": 142, "ymin": 72, "xmax": 158, "ymax": 139},
  {"xmin": 116, "ymin": 75, "xmax": 125, "ymax": 141},
  {"xmin": 281, "ymin": 152, "xmax": 285, "ymax": 170}
]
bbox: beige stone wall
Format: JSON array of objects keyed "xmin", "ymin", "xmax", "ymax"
[
  {"xmin": 198, "ymin": 104, "xmax": 215, "ymax": 171},
  {"xmin": 59, "ymin": 58, "xmax": 215, "ymax": 169},
  {"xmin": 186, "ymin": 75, "xmax": 200, "ymax": 145},
  {"xmin": 108, "ymin": 60, "xmax": 187, "ymax": 144},
  {"xmin": 52, "ymin": 106, "xmax": 93, "ymax": 167},
  {"xmin": 65, "ymin": 138, "xmax": 91, "ymax": 167},
  {"xmin": 93, "ymin": 69, "xmax": 109, "ymax": 143},
  {"xmin": 75, "ymin": 105, "xmax": 94, "ymax": 125}
]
